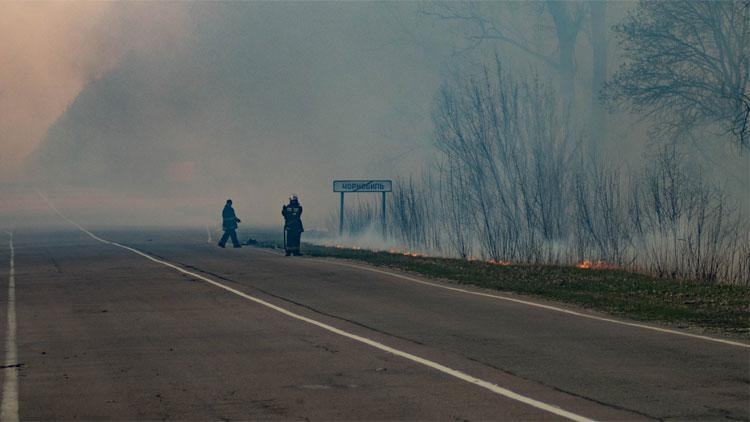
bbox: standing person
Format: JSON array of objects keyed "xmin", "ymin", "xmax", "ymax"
[
  {"xmin": 282, "ymin": 195, "xmax": 304, "ymax": 256},
  {"xmin": 218, "ymin": 199, "xmax": 242, "ymax": 248}
]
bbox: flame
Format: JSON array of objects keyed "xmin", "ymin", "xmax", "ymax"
[
  {"xmin": 384, "ymin": 249, "xmax": 424, "ymax": 257},
  {"xmin": 320, "ymin": 244, "xmax": 616, "ymax": 271},
  {"xmin": 398, "ymin": 250, "xmax": 421, "ymax": 257},
  {"xmin": 576, "ymin": 260, "xmax": 615, "ymax": 270},
  {"xmin": 486, "ymin": 259, "xmax": 512, "ymax": 266}
]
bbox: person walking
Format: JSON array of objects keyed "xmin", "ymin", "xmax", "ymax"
[{"xmin": 218, "ymin": 199, "xmax": 242, "ymax": 248}]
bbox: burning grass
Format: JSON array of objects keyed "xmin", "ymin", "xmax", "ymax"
[
  {"xmin": 254, "ymin": 239, "xmax": 750, "ymax": 337},
  {"xmin": 576, "ymin": 260, "xmax": 618, "ymax": 270}
]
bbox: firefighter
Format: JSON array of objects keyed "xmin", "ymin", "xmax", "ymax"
[
  {"xmin": 282, "ymin": 195, "xmax": 304, "ymax": 256},
  {"xmin": 218, "ymin": 199, "xmax": 242, "ymax": 248}
]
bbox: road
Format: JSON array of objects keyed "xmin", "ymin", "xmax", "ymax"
[{"xmin": 0, "ymin": 223, "xmax": 748, "ymax": 420}]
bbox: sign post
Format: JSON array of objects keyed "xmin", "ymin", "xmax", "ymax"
[
  {"xmin": 381, "ymin": 191, "xmax": 386, "ymax": 238},
  {"xmin": 333, "ymin": 180, "xmax": 393, "ymax": 238},
  {"xmin": 339, "ymin": 192, "xmax": 344, "ymax": 237}
]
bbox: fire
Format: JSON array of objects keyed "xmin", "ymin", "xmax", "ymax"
[
  {"xmin": 386, "ymin": 249, "xmax": 423, "ymax": 257},
  {"xmin": 486, "ymin": 259, "xmax": 512, "ymax": 266},
  {"xmin": 398, "ymin": 250, "xmax": 421, "ymax": 257},
  {"xmin": 576, "ymin": 260, "xmax": 615, "ymax": 270}
]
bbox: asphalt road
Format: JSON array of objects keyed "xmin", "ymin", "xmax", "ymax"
[{"xmin": 1, "ymin": 225, "xmax": 748, "ymax": 421}]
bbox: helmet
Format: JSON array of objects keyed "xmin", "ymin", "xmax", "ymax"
[{"xmin": 290, "ymin": 194, "xmax": 298, "ymax": 202}]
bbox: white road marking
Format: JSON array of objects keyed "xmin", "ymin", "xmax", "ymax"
[
  {"xmin": 1, "ymin": 232, "xmax": 19, "ymax": 422},
  {"xmin": 39, "ymin": 194, "xmax": 594, "ymax": 422},
  {"xmin": 206, "ymin": 226, "xmax": 212, "ymax": 244},
  {"xmin": 256, "ymin": 248, "xmax": 750, "ymax": 349}
]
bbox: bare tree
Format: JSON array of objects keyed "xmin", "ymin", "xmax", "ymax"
[
  {"xmin": 418, "ymin": 1, "xmax": 618, "ymax": 154},
  {"xmin": 438, "ymin": 157, "xmax": 476, "ymax": 258},
  {"xmin": 433, "ymin": 58, "xmax": 578, "ymax": 262},
  {"xmin": 588, "ymin": 1, "xmax": 608, "ymax": 153},
  {"xmin": 420, "ymin": 1, "xmax": 586, "ymax": 109},
  {"xmin": 573, "ymin": 161, "xmax": 629, "ymax": 264},
  {"xmin": 628, "ymin": 146, "xmax": 748, "ymax": 284},
  {"xmin": 607, "ymin": 1, "xmax": 750, "ymax": 150}
]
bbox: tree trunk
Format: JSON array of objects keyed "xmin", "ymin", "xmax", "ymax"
[
  {"xmin": 546, "ymin": 1, "xmax": 579, "ymax": 111},
  {"xmin": 590, "ymin": 1, "xmax": 607, "ymax": 156}
]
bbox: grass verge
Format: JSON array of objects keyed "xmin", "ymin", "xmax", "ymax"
[{"xmin": 256, "ymin": 239, "xmax": 750, "ymax": 337}]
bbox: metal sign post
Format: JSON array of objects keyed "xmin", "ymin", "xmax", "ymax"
[
  {"xmin": 381, "ymin": 191, "xmax": 386, "ymax": 238},
  {"xmin": 333, "ymin": 180, "xmax": 393, "ymax": 238},
  {"xmin": 339, "ymin": 191, "xmax": 345, "ymax": 237}
]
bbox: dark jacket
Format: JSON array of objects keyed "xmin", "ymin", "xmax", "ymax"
[
  {"xmin": 222, "ymin": 205, "xmax": 240, "ymax": 230},
  {"xmin": 282, "ymin": 202, "xmax": 304, "ymax": 232}
]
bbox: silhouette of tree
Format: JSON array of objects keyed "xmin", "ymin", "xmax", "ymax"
[{"xmin": 607, "ymin": 1, "xmax": 749, "ymax": 151}]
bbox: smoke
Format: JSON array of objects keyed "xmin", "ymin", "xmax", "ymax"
[
  {"xmin": 0, "ymin": 2, "xmax": 191, "ymax": 177},
  {"xmin": 3, "ymin": 1, "xmax": 745, "ymax": 235},
  {"xmin": 19, "ymin": 2, "xmax": 446, "ymax": 228}
]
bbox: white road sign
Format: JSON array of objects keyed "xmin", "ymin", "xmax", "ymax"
[{"xmin": 333, "ymin": 180, "xmax": 392, "ymax": 192}]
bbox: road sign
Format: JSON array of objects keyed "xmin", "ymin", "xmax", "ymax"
[
  {"xmin": 333, "ymin": 180, "xmax": 393, "ymax": 237},
  {"xmin": 333, "ymin": 180, "xmax": 392, "ymax": 193}
]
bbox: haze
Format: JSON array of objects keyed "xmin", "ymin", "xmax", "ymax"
[{"xmin": 1, "ymin": 1, "xmax": 747, "ymax": 235}]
